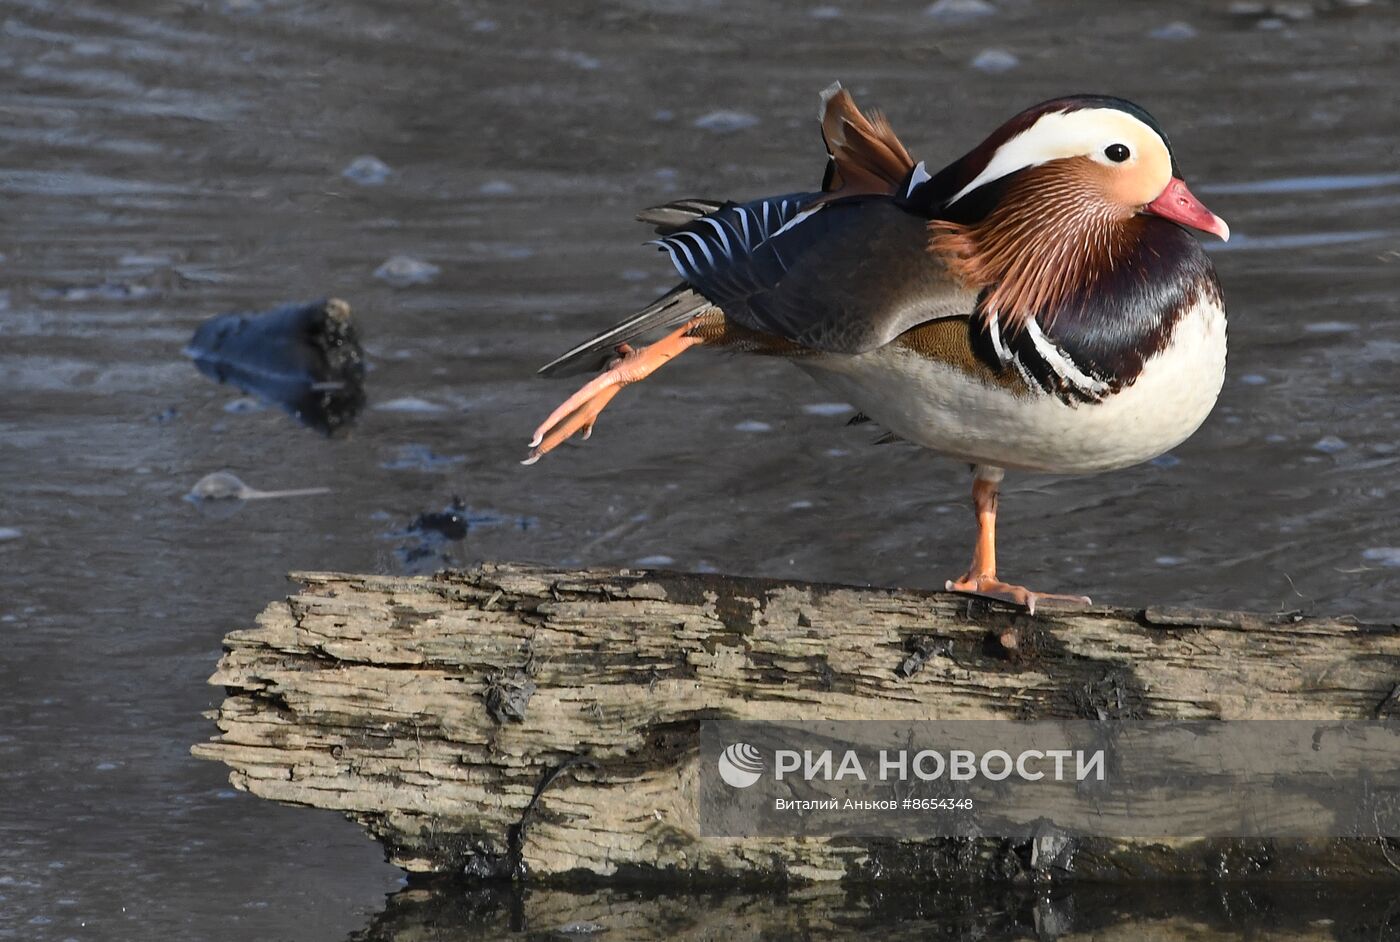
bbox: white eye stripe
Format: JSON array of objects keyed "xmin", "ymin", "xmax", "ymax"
[{"xmin": 948, "ymin": 108, "xmax": 1161, "ymax": 206}]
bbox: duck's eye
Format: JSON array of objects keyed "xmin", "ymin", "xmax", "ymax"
[{"xmin": 1104, "ymin": 143, "xmax": 1131, "ymax": 163}]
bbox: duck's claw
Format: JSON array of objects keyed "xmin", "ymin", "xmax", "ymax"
[
  {"xmin": 945, "ymin": 575, "xmax": 1091, "ymax": 616},
  {"xmin": 523, "ymin": 385, "xmax": 623, "ymax": 464}
]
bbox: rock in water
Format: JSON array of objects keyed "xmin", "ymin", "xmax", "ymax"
[{"xmin": 186, "ymin": 298, "xmax": 367, "ymax": 434}]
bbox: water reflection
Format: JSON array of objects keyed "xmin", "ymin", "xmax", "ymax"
[{"xmin": 349, "ymin": 882, "xmax": 1400, "ymax": 941}]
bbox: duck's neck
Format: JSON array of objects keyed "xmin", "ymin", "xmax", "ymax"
[{"xmin": 928, "ymin": 163, "xmax": 1137, "ymax": 333}]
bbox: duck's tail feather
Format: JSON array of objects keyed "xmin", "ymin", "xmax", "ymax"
[
  {"xmin": 635, "ymin": 198, "xmax": 728, "ymax": 235},
  {"xmin": 819, "ymin": 81, "xmax": 915, "ymax": 196},
  {"xmin": 536, "ymin": 285, "xmax": 715, "ymax": 378}
]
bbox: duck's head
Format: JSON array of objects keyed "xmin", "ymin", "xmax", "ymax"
[
  {"xmin": 926, "ymin": 96, "xmax": 1228, "ymax": 334},
  {"xmin": 940, "ymin": 95, "xmax": 1229, "ymax": 241}
]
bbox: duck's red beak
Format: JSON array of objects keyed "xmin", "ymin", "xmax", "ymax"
[{"xmin": 1144, "ymin": 177, "xmax": 1230, "ymax": 241}]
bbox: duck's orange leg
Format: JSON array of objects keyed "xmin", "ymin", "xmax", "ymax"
[
  {"xmin": 523, "ymin": 319, "xmax": 704, "ymax": 465},
  {"xmin": 945, "ymin": 467, "xmax": 1092, "ymax": 615}
]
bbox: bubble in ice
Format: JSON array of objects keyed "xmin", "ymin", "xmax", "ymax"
[
  {"xmin": 342, "ymin": 155, "xmax": 393, "ymax": 186},
  {"xmin": 222, "ymin": 397, "xmax": 264, "ymax": 414},
  {"xmin": 381, "ymin": 444, "xmax": 466, "ymax": 471},
  {"xmin": 970, "ymin": 49, "xmax": 1018, "ymax": 73},
  {"xmin": 187, "ymin": 471, "xmax": 249, "ymax": 500},
  {"xmin": 925, "ymin": 0, "xmax": 996, "ymax": 23},
  {"xmin": 1362, "ymin": 548, "xmax": 1400, "ymax": 568},
  {"xmin": 734, "ymin": 420, "xmax": 772, "ymax": 432},
  {"xmin": 186, "ymin": 471, "xmax": 330, "ymax": 502},
  {"xmin": 1271, "ymin": 1, "xmax": 1314, "ymax": 20},
  {"xmin": 1312, "ymin": 435, "xmax": 1348, "ymax": 454},
  {"xmin": 374, "ymin": 255, "xmax": 440, "ymax": 287},
  {"xmin": 694, "ymin": 110, "xmax": 760, "ymax": 133},
  {"xmin": 553, "ymin": 49, "xmax": 601, "ymax": 70},
  {"xmin": 1151, "ymin": 21, "xmax": 1197, "ymax": 39},
  {"xmin": 373, "ymin": 397, "xmax": 448, "ymax": 413},
  {"xmin": 635, "ymin": 555, "xmax": 675, "ymax": 567},
  {"xmin": 803, "ymin": 402, "xmax": 853, "ymax": 416}
]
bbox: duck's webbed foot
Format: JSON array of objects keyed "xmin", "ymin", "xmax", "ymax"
[
  {"xmin": 524, "ymin": 319, "xmax": 704, "ymax": 465},
  {"xmin": 945, "ymin": 573, "xmax": 1092, "ymax": 616},
  {"xmin": 944, "ymin": 466, "xmax": 1091, "ymax": 615}
]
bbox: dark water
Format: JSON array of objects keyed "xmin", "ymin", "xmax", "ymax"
[{"xmin": 2, "ymin": 0, "xmax": 1399, "ymax": 938}]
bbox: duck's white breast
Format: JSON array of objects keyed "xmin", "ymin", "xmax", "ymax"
[{"xmin": 800, "ymin": 296, "xmax": 1227, "ymax": 474}]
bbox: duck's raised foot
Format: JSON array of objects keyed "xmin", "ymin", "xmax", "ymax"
[
  {"xmin": 523, "ymin": 319, "xmax": 703, "ymax": 465},
  {"xmin": 944, "ymin": 575, "xmax": 1092, "ymax": 616}
]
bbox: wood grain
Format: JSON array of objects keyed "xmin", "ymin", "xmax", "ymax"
[{"xmin": 193, "ymin": 563, "xmax": 1400, "ymax": 882}]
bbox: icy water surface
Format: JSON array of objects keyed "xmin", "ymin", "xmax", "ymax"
[{"xmin": 2, "ymin": 0, "xmax": 1399, "ymax": 938}]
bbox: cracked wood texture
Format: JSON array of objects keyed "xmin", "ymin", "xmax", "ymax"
[{"xmin": 193, "ymin": 563, "xmax": 1400, "ymax": 883}]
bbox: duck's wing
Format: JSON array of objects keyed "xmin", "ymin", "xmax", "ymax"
[
  {"xmin": 653, "ymin": 193, "xmax": 977, "ymax": 353},
  {"xmin": 538, "ymin": 84, "xmax": 970, "ymax": 376}
]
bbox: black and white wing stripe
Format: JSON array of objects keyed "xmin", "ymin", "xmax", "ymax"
[
  {"xmin": 972, "ymin": 311, "xmax": 1115, "ymax": 404},
  {"xmin": 648, "ymin": 193, "xmax": 818, "ymax": 286}
]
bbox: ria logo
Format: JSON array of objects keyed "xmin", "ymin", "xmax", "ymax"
[{"xmin": 717, "ymin": 742, "xmax": 764, "ymax": 788}]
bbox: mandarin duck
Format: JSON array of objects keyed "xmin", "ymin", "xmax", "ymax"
[{"xmin": 525, "ymin": 84, "xmax": 1229, "ymax": 613}]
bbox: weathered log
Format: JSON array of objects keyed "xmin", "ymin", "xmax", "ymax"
[{"xmin": 193, "ymin": 563, "xmax": 1400, "ymax": 883}]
